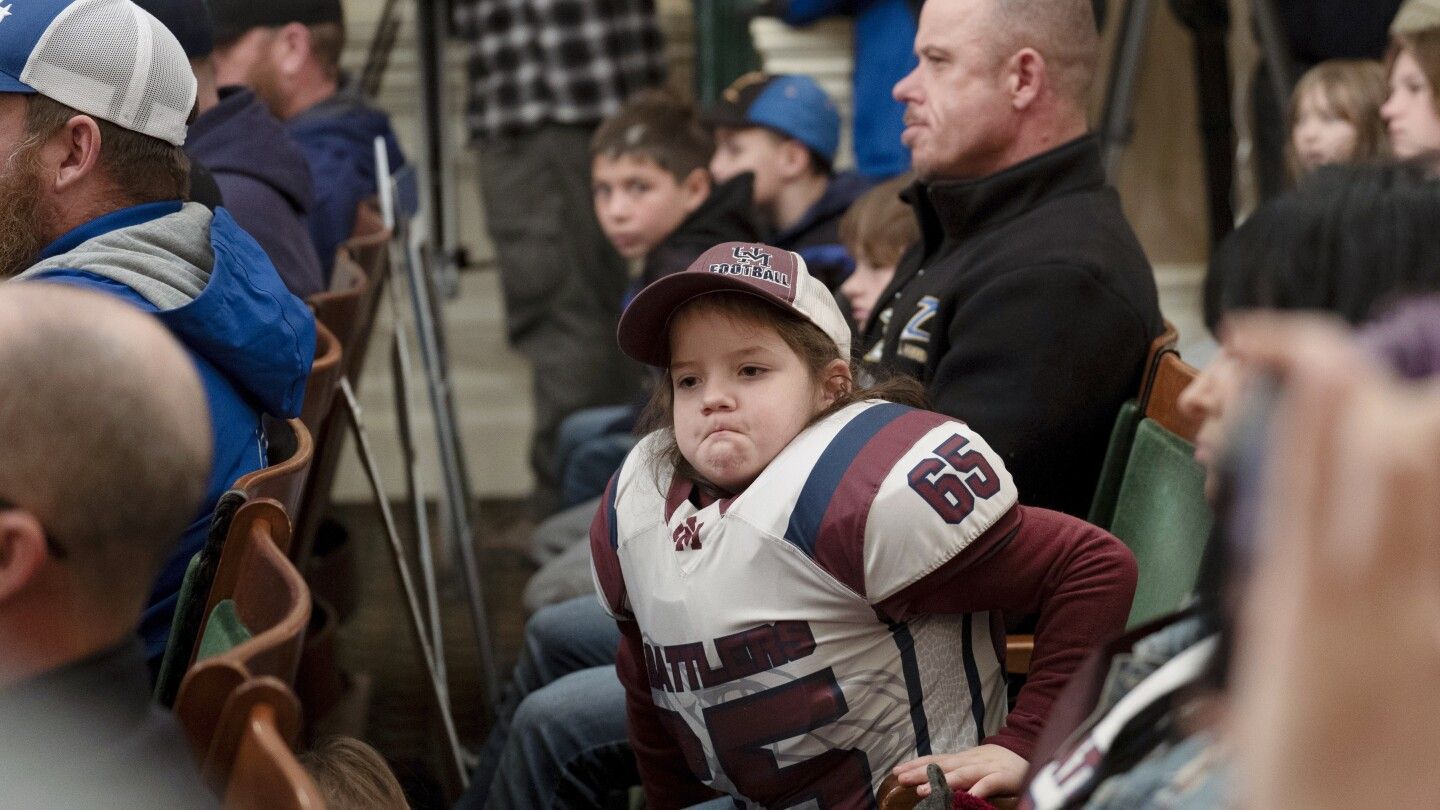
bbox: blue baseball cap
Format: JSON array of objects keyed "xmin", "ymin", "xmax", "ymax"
[
  {"xmin": 0, "ymin": 0, "xmax": 196, "ymax": 145},
  {"xmin": 704, "ymin": 72, "xmax": 841, "ymax": 165}
]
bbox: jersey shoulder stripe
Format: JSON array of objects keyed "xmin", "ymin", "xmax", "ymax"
[
  {"xmin": 808, "ymin": 407, "xmax": 955, "ymax": 596},
  {"xmin": 782, "ymin": 401, "xmax": 915, "ymax": 559}
]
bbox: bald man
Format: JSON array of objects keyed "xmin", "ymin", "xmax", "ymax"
[
  {"xmin": 863, "ymin": 0, "xmax": 1164, "ymax": 520},
  {"xmin": 0, "ymin": 284, "xmax": 216, "ymax": 808}
]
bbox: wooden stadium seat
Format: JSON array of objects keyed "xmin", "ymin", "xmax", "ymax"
[
  {"xmin": 1142, "ymin": 352, "xmax": 1202, "ymax": 443},
  {"xmin": 233, "ymin": 418, "xmax": 313, "ymax": 519},
  {"xmin": 174, "ymin": 499, "xmax": 312, "ymax": 763},
  {"xmin": 309, "ymin": 249, "xmax": 368, "ymax": 372},
  {"xmin": 1137, "ymin": 321, "xmax": 1180, "ymax": 406},
  {"xmin": 1088, "ymin": 321, "xmax": 1181, "ymax": 529},
  {"xmin": 875, "ymin": 772, "xmax": 1017, "ymax": 809},
  {"xmin": 1086, "ymin": 399, "xmax": 1143, "ymax": 531},
  {"xmin": 339, "ymin": 204, "xmax": 392, "ymax": 383},
  {"xmin": 876, "ymin": 773, "xmax": 922, "ymax": 809},
  {"xmin": 1015, "ymin": 417, "xmax": 1212, "ymax": 674},
  {"xmin": 290, "ymin": 210, "xmax": 393, "ymax": 568},
  {"xmin": 350, "ymin": 197, "xmax": 386, "ymax": 244},
  {"xmin": 210, "ymin": 677, "xmax": 324, "ymax": 808},
  {"xmin": 156, "ymin": 427, "xmax": 313, "ymax": 705},
  {"xmin": 1109, "ymin": 419, "xmax": 1213, "ymax": 627},
  {"xmin": 301, "ymin": 322, "xmax": 343, "ymax": 437}
]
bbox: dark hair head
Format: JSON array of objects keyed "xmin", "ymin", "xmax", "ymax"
[
  {"xmin": 591, "ymin": 89, "xmax": 714, "ymax": 183},
  {"xmin": 839, "ymin": 173, "xmax": 918, "ymax": 267},
  {"xmin": 639, "ymin": 292, "xmax": 927, "ymax": 496},
  {"xmin": 1204, "ymin": 160, "xmax": 1440, "ymax": 332}
]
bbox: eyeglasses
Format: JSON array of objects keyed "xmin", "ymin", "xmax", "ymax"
[{"xmin": 0, "ymin": 497, "xmax": 66, "ymax": 560}]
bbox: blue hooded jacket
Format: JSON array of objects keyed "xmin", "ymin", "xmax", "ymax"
[
  {"xmin": 773, "ymin": 170, "xmax": 873, "ymax": 288},
  {"xmin": 19, "ymin": 201, "xmax": 316, "ymax": 661},
  {"xmin": 783, "ymin": 0, "xmax": 915, "ymax": 179},
  {"xmin": 286, "ymin": 85, "xmax": 406, "ymax": 272},
  {"xmin": 187, "ymin": 87, "xmax": 326, "ymax": 298}
]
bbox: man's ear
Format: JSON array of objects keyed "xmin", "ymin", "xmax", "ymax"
[
  {"xmin": 820, "ymin": 358, "xmax": 853, "ymax": 406},
  {"xmin": 680, "ymin": 167, "xmax": 711, "ymax": 214},
  {"xmin": 1007, "ymin": 48, "xmax": 1046, "ymax": 111},
  {"xmin": 0, "ymin": 509, "xmax": 49, "ymax": 605},
  {"xmin": 49, "ymin": 115, "xmax": 103, "ymax": 196},
  {"xmin": 275, "ymin": 22, "xmax": 312, "ymax": 77}
]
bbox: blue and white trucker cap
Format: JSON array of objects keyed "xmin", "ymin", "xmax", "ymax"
[
  {"xmin": 0, "ymin": 0, "xmax": 196, "ymax": 146},
  {"xmin": 703, "ymin": 72, "xmax": 841, "ymax": 165}
]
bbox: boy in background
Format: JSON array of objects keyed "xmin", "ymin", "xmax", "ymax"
[
  {"xmin": 592, "ymin": 91, "xmax": 764, "ymax": 298},
  {"xmin": 837, "ymin": 174, "xmax": 918, "ymax": 336},
  {"xmin": 706, "ymin": 72, "xmax": 870, "ymax": 288}
]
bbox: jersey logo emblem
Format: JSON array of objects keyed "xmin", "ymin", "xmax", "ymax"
[{"xmin": 672, "ymin": 515, "xmax": 704, "ymax": 551}]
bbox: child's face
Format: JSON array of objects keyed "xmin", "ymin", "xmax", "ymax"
[
  {"xmin": 1177, "ymin": 347, "xmax": 1245, "ymax": 503},
  {"xmin": 838, "ymin": 259, "xmax": 897, "ymax": 327},
  {"xmin": 669, "ymin": 306, "xmax": 832, "ymax": 493},
  {"xmin": 709, "ymin": 127, "xmax": 790, "ymax": 210},
  {"xmin": 1383, "ymin": 49, "xmax": 1440, "ymax": 159},
  {"xmin": 592, "ymin": 154, "xmax": 706, "ymax": 259},
  {"xmin": 1291, "ymin": 87, "xmax": 1359, "ymax": 172}
]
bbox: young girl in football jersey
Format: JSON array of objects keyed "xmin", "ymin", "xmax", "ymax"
[{"xmin": 592, "ymin": 242, "xmax": 1137, "ymax": 808}]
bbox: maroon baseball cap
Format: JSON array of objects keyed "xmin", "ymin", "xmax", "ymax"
[{"xmin": 617, "ymin": 241, "xmax": 852, "ymax": 367}]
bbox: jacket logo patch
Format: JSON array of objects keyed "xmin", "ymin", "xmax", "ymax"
[
  {"xmin": 672, "ymin": 515, "xmax": 704, "ymax": 551},
  {"xmin": 898, "ymin": 295, "xmax": 939, "ymax": 363}
]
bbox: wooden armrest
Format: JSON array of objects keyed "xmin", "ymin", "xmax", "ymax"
[
  {"xmin": 876, "ymin": 773, "xmax": 924, "ymax": 810},
  {"xmin": 1006, "ymin": 635, "xmax": 1034, "ymax": 675}
]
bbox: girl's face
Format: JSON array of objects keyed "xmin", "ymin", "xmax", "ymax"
[
  {"xmin": 1382, "ymin": 49, "xmax": 1440, "ymax": 159},
  {"xmin": 668, "ymin": 306, "xmax": 837, "ymax": 493},
  {"xmin": 838, "ymin": 259, "xmax": 897, "ymax": 327},
  {"xmin": 1291, "ymin": 87, "xmax": 1360, "ymax": 172}
]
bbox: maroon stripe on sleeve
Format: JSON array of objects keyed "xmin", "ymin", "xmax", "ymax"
[
  {"xmin": 590, "ymin": 474, "xmax": 628, "ymax": 616},
  {"xmin": 812, "ymin": 409, "xmax": 954, "ymax": 597}
]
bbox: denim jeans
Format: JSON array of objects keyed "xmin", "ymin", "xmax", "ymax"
[
  {"xmin": 554, "ymin": 406, "xmax": 633, "ymax": 474},
  {"xmin": 457, "ymin": 596, "xmax": 628, "ymax": 809},
  {"xmin": 561, "ymin": 432, "xmax": 638, "ymax": 507}
]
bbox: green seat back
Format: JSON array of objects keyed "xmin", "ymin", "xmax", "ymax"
[
  {"xmin": 195, "ymin": 599, "xmax": 252, "ymax": 661},
  {"xmin": 1087, "ymin": 399, "xmax": 1142, "ymax": 530},
  {"xmin": 154, "ymin": 552, "xmax": 204, "ymax": 703},
  {"xmin": 1109, "ymin": 419, "xmax": 1214, "ymax": 628}
]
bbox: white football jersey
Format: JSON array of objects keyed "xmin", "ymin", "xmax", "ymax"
[{"xmin": 593, "ymin": 400, "xmax": 1023, "ymax": 808}]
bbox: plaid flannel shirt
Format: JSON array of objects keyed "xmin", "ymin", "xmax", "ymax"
[{"xmin": 453, "ymin": 0, "xmax": 667, "ymax": 142}]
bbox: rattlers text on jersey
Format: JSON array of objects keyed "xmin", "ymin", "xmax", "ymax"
[{"xmin": 592, "ymin": 400, "xmax": 1023, "ymax": 808}]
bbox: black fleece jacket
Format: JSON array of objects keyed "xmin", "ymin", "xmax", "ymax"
[
  {"xmin": 861, "ymin": 135, "xmax": 1163, "ymax": 517},
  {"xmin": 639, "ymin": 173, "xmax": 763, "ymax": 290}
]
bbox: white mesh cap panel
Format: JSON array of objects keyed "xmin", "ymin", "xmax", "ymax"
[
  {"xmin": 793, "ymin": 255, "xmax": 854, "ymax": 361},
  {"xmin": 20, "ymin": 0, "xmax": 195, "ymax": 145}
]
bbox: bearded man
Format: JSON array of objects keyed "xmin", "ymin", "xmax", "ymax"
[{"xmin": 0, "ymin": 0, "xmax": 315, "ymax": 663}]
